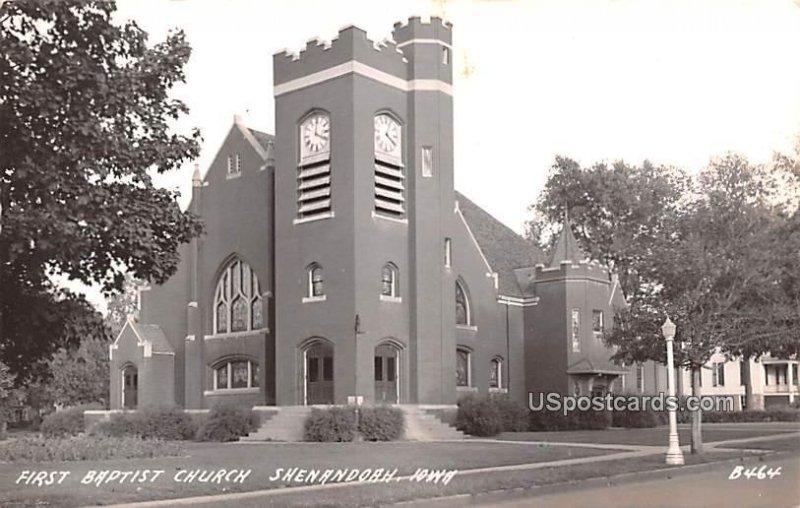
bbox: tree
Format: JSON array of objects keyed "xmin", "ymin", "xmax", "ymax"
[
  {"xmin": 0, "ymin": 361, "xmax": 16, "ymax": 436},
  {"xmin": 709, "ymin": 151, "xmax": 800, "ymax": 409},
  {"xmin": 45, "ymin": 337, "xmax": 110, "ymax": 408},
  {"xmin": 530, "ymin": 156, "xmax": 691, "ymax": 301},
  {"xmin": 532, "ymin": 152, "xmax": 800, "ymax": 453},
  {"xmin": 106, "ymin": 272, "xmax": 142, "ymax": 338},
  {"xmin": 0, "ymin": 0, "xmax": 203, "ymax": 381}
]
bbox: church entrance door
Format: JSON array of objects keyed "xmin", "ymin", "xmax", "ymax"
[
  {"xmin": 374, "ymin": 344, "xmax": 398, "ymax": 404},
  {"xmin": 122, "ymin": 365, "xmax": 138, "ymax": 409},
  {"xmin": 305, "ymin": 343, "xmax": 334, "ymax": 405}
]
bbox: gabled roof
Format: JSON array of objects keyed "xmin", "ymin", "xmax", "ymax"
[
  {"xmin": 112, "ymin": 318, "xmax": 174, "ymax": 357},
  {"xmin": 135, "ymin": 324, "xmax": 174, "ymax": 354},
  {"xmin": 455, "ymin": 192, "xmax": 545, "ymax": 297},
  {"xmin": 248, "ymin": 128, "xmax": 274, "ymax": 153},
  {"xmin": 566, "ymin": 357, "xmax": 627, "ymax": 375},
  {"xmin": 549, "ymin": 220, "xmax": 589, "ymax": 267}
]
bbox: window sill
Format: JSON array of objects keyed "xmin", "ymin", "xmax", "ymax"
[
  {"xmin": 294, "ymin": 212, "xmax": 335, "ymax": 225},
  {"xmin": 302, "ymin": 295, "xmax": 327, "ymax": 303},
  {"xmin": 225, "ymin": 172, "xmax": 242, "ymax": 180},
  {"xmin": 456, "ymin": 386, "xmax": 478, "ymax": 392},
  {"xmin": 204, "ymin": 328, "xmax": 269, "ymax": 341},
  {"xmin": 489, "ymin": 387, "xmax": 508, "ymax": 394},
  {"xmin": 456, "ymin": 325, "xmax": 478, "ymax": 332},
  {"xmin": 372, "ymin": 211, "xmax": 408, "ymax": 224},
  {"xmin": 380, "ymin": 295, "xmax": 402, "ymax": 303},
  {"xmin": 204, "ymin": 388, "xmax": 260, "ymax": 396}
]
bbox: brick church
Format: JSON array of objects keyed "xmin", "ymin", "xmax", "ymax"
[{"xmin": 109, "ymin": 17, "xmax": 630, "ymax": 410}]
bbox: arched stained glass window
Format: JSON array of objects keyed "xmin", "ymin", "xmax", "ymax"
[
  {"xmin": 490, "ymin": 358, "xmax": 502, "ymax": 389},
  {"xmin": 456, "ymin": 348, "xmax": 471, "ymax": 387},
  {"xmin": 213, "ymin": 259, "xmax": 263, "ymax": 335},
  {"xmin": 455, "ymin": 280, "xmax": 471, "ymax": 326},
  {"xmin": 212, "ymin": 359, "xmax": 259, "ymax": 391}
]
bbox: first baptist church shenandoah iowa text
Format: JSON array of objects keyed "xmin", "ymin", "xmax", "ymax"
[{"xmin": 110, "ymin": 16, "xmax": 669, "ymax": 413}]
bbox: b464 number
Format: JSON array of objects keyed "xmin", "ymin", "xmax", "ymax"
[{"xmin": 728, "ymin": 465, "xmax": 782, "ymax": 480}]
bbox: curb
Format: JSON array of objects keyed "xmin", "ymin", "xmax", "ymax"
[{"xmin": 384, "ymin": 449, "xmax": 796, "ymax": 507}]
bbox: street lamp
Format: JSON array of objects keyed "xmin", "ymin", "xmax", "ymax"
[{"xmin": 662, "ymin": 316, "xmax": 684, "ymax": 465}]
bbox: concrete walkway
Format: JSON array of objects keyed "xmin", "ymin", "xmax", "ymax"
[{"xmin": 100, "ymin": 431, "xmax": 800, "ymax": 508}]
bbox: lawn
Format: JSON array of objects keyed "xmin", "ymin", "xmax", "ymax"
[
  {"xmin": 1, "ymin": 423, "xmax": 793, "ymax": 507},
  {"xmin": 23, "ymin": 449, "xmax": 748, "ymax": 508},
  {"xmin": 0, "ymin": 440, "xmax": 611, "ymax": 507},
  {"xmin": 496, "ymin": 424, "xmax": 798, "ymax": 447}
]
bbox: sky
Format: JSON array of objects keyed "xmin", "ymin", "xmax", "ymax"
[{"xmin": 68, "ymin": 0, "xmax": 800, "ymax": 312}]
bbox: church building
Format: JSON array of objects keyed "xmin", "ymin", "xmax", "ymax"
[{"xmin": 109, "ymin": 17, "xmax": 630, "ymax": 411}]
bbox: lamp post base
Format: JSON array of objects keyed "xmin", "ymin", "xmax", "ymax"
[{"xmin": 666, "ymin": 448, "xmax": 685, "ymax": 465}]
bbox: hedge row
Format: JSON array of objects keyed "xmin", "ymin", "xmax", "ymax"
[
  {"xmin": 92, "ymin": 406, "xmax": 197, "ymax": 440},
  {"xmin": 303, "ymin": 406, "xmax": 405, "ymax": 442},
  {"xmin": 40, "ymin": 404, "xmax": 103, "ymax": 437},
  {"xmin": 678, "ymin": 407, "xmax": 800, "ymax": 424},
  {"xmin": 0, "ymin": 435, "xmax": 184, "ymax": 463},
  {"xmin": 43, "ymin": 404, "xmax": 259, "ymax": 442},
  {"xmin": 455, "ymin": 394, "xmax": 529, "ymax": 436}
]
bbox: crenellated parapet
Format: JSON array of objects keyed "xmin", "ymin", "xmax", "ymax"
[
  {"xmin": 274, "ymin": 24, "xmax": 409, "ymax": 87},
  {"xmin": 533, "ymin": 259, "xmax": 612, "ymax": 285},
  {"xmin": 273, "ymin": 17, "xmax": 454, "ymax": 91},
  {"xmin": 392, "ymin": 15, "xmax": 452, "ymax": 45}
]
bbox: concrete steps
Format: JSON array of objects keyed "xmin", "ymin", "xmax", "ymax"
[
  {"xmin": 242, "ymin": 405, "xmax": 465, "ymax": 442},
  {"xmin": 400, "ymin": 405, "xmax": 466, "ymax": 441},
  {"xmin": 242, "ymin": 406, "xmax": 311, "ymax": 442}
]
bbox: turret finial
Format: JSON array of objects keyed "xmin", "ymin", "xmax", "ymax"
[{"xmin": 192, "ymin": 163, "xmax": 201, "ymax": 187}]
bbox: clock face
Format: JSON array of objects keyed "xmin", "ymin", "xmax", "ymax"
[
  {"xmin": 302, "ymin": 115, "xmax": 330, "ymax": 154},
  {"xmin": 374, "ymin": 115, "xmax": 400, "ymax": 154}
]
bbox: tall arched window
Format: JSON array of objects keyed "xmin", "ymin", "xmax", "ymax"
[
  {"xmin": 307, "ymin": 263, "xmax": 324, "ymax": 299},
  {"xmin": 455, "ymin": 280, "xmax": 471, "ymax": 326},
  {"xmin": 213, "ymin": 259, "xmax": 263, "ymax": 335},
  {"xmin": 381, "ymin": 263, "xmax": 398, "ymax": 298},
  {"xmin": 489, "ymin": 357, "xmax": 503, "ymax": 389},
  {"xmin": 456, "ymin": 347, "xmax": 471, "ymax": 387}
]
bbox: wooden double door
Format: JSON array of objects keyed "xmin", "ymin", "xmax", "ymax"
[
  {"xmin": 306, "ymin": 343, "xmax": 334, "ymax": 405},
  {"xmin": 374, "ymin": 344, "xmax": 398, "ymax": 404}
]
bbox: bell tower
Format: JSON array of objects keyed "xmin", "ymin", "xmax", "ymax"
[
  {"xmin": 272, "ymin": 17, "xmax": 455, "ymax": 405},
  {"xmin": 393, "ymin": 17, "xmax": 456, "ymax": 403}
]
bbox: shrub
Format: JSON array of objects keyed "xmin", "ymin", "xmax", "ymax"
[
  {"xmin": 304, "ymin": 407, "xmax": 356, "ymax": 442},
  {"xmin": 455, "ymin": 395, "xmax": 504, "ymax": 437},
  {"xmin": 528, "ymin": 407, "xmax": 611, "ymax": 431},
  {"xmin": 41, "ymin": 404, "xmax": 101, "ymax": 437},
  {"xmin": 612, "ymin": 408, "xmax": 660, "ymax": 428},
  {"xmin": 704, "ymin": 408, "xmax": 800, "ymax": 423},
  {"xmin": 671, "ymin": 406, "xmax": 800, "ymax": 424},
  {"xmin": 490, "ymin": 395, "xmax": 529, "ymax": 432},
  {"xmin": 358, "ymin": 406, "xmax": 404, "ymax": 441},
  {"xmin": 90, "ymin": 406, "xmax": 196, "ymax": 440},
  {"xmin": 0, "ymin": 435, "xmax": 183, "ymax": 463},
  {"xmin": 455, "ymin": 395, "xmax": 532, "ymax": 436},
  {"xmin": 196, "ymin": 405, "xmax": 258, "ymax": 442}
]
